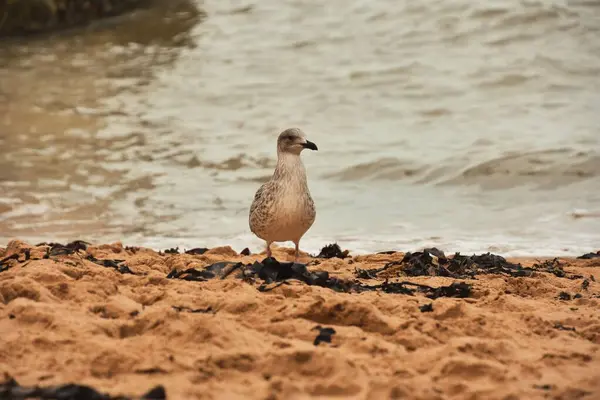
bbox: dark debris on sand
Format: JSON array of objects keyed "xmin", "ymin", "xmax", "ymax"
[
  {"xmin": 316, "ymin": 243, "xmax": 349, "ymax": 259},
  {"xmin": 167, "ymin": 262, "xmax": 242, "ymax": 281},
  {"xmin": 0, "ymin": 241, "xmax": 134, "ymax": 276},
  {"xmin": 558, "ymin": 291, "xmax": 572, "ymax": 301},
  {"xmin": 532, "ymin": 258, "xmax": 583, "ymax": 279},
  {"xmin": 86, "ymin": 255, "xmax": 135, "ymax": 275},
  {"xmin": 419, "ymin": 303, "xmax": 434, "ymax": 313},
  {"xmin": 167, "ymin": 257, "xmax": 472, "ymax": 298},
  {"xmin": 0, "ymin": 254, "xmax": 20, "ymax": 273},
  {"xmin": 313, "ymin": 325, "xmax": 336, "ymax": 346},
  {"xmin": 1, "ymin": 240, "xmax": 92, "ymax": 273},
  {"xmin": 0, "ymin": 377, "xmax": 165, "ymax": 400},
  {"xmin": 172, "ymin": 306, "xmax": 213, "ymax": 314},
  {"xmin": 185, "ymin": 248, "xmax": 209, "ymax": 255},
  {"xmin": 32, "ymin": 241, "xmax": 91, "ymax": 258},
  {"xmin": 553, "ymin": 323, "xmax": 576, "ymax": 332},
  {"xmin": 577, "ymin": 251, "xmax": 600, "ymax": 260},
  {"xmin": 356, "ymin": 248, "xmax": 583, "ymax": 280},
  {"xmin": 1, "ymin": 243, "xmax": 472, "ymax": 298}
]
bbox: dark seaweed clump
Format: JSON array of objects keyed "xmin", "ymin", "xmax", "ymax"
[
  {"xmin": 419, "ymin": 303, "xmax": 434, "ymax": 313},
  {"xmin": 167, "ymin": 257, "xmax": 472, "ymax": 299},
  {"xmin": 316, "ymin": 243, "xmax": 349, "ymax": 259},
  {"xmin": 0, "ymin": 241, "xmax": 135, "ymax": 275},
  {"xmin": 185, "ymin": 248, "xmax": 208, "ymax": 255},
  {"xmin": 577, "ymin": 251, "xmax": 600, "ymax": 259},
  {"xmin": 356, "ymin": 248, "xmax": 582, "ymax": 280},
  {"xmin": 0, "ymin": 377, "xmax": 165, "ymax": 400},
  {"xmin": 36, "ymin": 240, "xmax": 90, "ymax": 256},
  {"xmin": 86, "ymin": 255, "xmax": 135, "ymax": 275},
  {"xmin": 0, "ymin": 253, "xmax": 20, "ymax": 273},
  {"xmin": 167, "ymin": 262, "xmax": 243, "ymax": 281},
  {"xmin": 313, "ymin": 326, "xmax": 336, "ymax": 346},
  {"xmin": 0, "ymin": 243, "xmax": 470, "ymax": 298},
  {"xmin": 172, "ymin": 305, "xmax": 213, "ymax": 314}
]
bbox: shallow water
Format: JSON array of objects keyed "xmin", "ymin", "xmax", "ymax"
[{"xmin": 1, "ymin": 0, "xmax": 599, "ymax": 256}]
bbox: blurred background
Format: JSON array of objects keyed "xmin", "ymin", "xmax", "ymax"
[{"xmin": 0, "ymin": 0, "xmax": 599, "ymax": 256}]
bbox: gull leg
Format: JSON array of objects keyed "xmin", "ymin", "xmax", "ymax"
[
  {"xmin": 266, "ymin": 242, "xmax": 272, "ymax": 259},
  {"xmin": 294, "ymin": 241, "xmax": 300, "ymax": 263}
]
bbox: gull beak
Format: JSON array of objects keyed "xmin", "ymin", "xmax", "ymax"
[{"xmin": 302, "ymin": 140, "xmax": 318, "ymax": 151}]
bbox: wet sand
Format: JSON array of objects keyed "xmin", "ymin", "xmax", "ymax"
[{"xmin": 1, "ymin": 240, "xmax": 599, "ymax": 399}]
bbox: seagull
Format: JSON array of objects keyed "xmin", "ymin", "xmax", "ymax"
[{"xmin": 249, "ymin": 128, "xmax": 318, "ymax": 262}]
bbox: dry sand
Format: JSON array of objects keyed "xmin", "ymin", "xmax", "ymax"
[{"xmin": 1, "ymin": 240, "xmax": 599, "ymax": 400}]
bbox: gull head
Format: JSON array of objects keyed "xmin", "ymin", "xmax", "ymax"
[{"xmin": 277, "ymin": 128, "xmax": 318, "ymax": 155}]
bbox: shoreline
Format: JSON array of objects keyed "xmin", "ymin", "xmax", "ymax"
[{"xmin": 1, "ymin": 239, "xmax": 599, "ymax": 399}]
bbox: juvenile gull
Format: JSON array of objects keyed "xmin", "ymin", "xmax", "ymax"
[{"xmin": 249, "ymin": 128, "xmax": 318, "ymax": 262}]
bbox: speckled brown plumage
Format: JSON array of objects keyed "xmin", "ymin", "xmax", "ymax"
[{"xmin": 249, "ymin": 128, "xmax": 318, "ymax": 261}]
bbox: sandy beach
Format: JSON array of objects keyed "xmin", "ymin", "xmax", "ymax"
[{"xmin": 1, "ymin": 240, "xmax": 599, "ymax": 399}]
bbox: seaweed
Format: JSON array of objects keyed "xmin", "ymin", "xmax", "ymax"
[
  {"xmin": 185, "ymin": 248, "xmax": 208, "ymax": 255},
  {"xmin": 582, "ymin": 279, "xmax": 590, "ymax": 291},
  {"xmin": 532, "ymin": 258, "xmax": 583, "ymax": 279},
  {"xmin": 426, "ymin": 282, "xmax": 472, "ymax": 299},
  {"xmin": 166, "ymin": 268, "xmax": 214, "ymax": 281},
  {"xmin": 553, "ymin": 323, "xmax": 576, "ymax": 332},
  {"xmin": 316, "ymin": 243, "xmax": 348, "ymax": 259},
  {"xmin": 354, "ymin": 267, "xmax": 381, "ymax": 279},
  {"xmin": 167, "ymin": 262, "xmax": 242, "ymax": 281},
  {"xmin": 134, "ymin": 367, "xmax": 168, "ymax": 375},
  {"xmin": 313, "ymin": 325, "xmax": 336, "ymax": 345},
  {"xmin": 163, "ymin": 247, "xmax": 179, "ymax": 254},
  {"xmin": 125, "ymin": 246, "xmax": 139, "ymax": 254},
  {"xmin": 240, "ymin": 248, "xmax": 251, "ymax": 256},
  {"xmin": 0, "ymin": 376, "xmax": 165, "ymax": 399},
  {"xmin": 577, "ymin": 251, "xmax": 600, "ymax": 259},
  {"xmin": 35, "ymin": 240, "xmax": 90, "ymax": 256},
  {"xmin": 365, "ymin": 249, "xmax": 581, "ymax": 280},
  {"xmin": 86, "ymin": 255, "xmax": 134, "ymax": 275},
  {"xmin": 172, "ymin": 306, "xmax": 213, "ymax": 314},
  {"xmin": 170, "ymin": 257, "xmax": 473, "ymax": 298},
  {"xmin": 0, "ymin": 254, "xmax": 19, "ymax": 273},
  {"xmin": 558, "ymin": 291, "xmax": 572, "ymax": 301},
  {"xmin": 419, "ymin": 303, "xmax": 433, "ymax": 312},
  {"xmin": 242, "ymin": 258, "xmax": 329, "ymax": 286}
]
